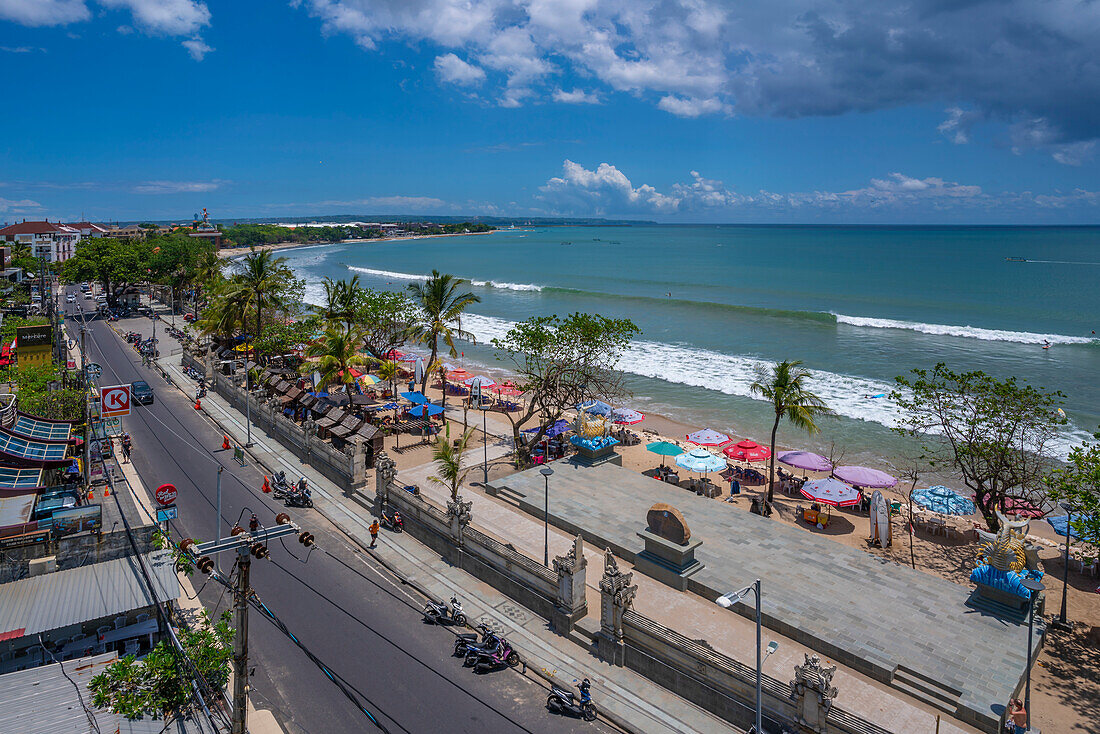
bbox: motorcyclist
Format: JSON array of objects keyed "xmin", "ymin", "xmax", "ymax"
[
  {"xmin": 578, "ymin": 678, "xmax": 592, "ymax": 703},
  {"xmin": 393, "ymin": 510, "xmax": 402, "ymax": 527}
]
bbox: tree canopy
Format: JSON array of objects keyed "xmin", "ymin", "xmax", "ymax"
[
  {"xmin": 893, "ymin": 363, "xmax": 1065, "ymax": 531},
  {"xmin": 1046, "ymin": 429, "xmax": 1100, "ymax": 560}
]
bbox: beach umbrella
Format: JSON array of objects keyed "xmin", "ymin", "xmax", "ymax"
[
  {"xmin": 800, "ymin": 478, "xmax": 861, "ymax": 507},
  {"xmin": 446, "ymin": 369, "xmax": 473, "ymax": 382},
  {"xmin": 369, "ymin": 402, "xmax": 399, "ymax": 411},
  {"xmin": 833, "ymin": 465, "xmax": 897, "ymax": 489},
  {"xmin": 337, "ymin": 368, "xmax": 363, "ymax": 379},
  {"xmin": 359, "ymin": 374, "xmax": 381, "ymax": 386},
  {"xmin": 686, "ymin": 428, "xmax": 731, "ymax": 447},
  {"xmin": 401, "ymin": 353, "xmax": 420, "ymax": 364},
  {"xmin": 465, "ymin": 375, "xmax": 495, "ymax": 388},
  {"xmin": 675, "ymin": 448, "xmax": 727, "ymax": 474},
  {"xmin": 1047, "ymin": 513, "xmax": 1093, "ymax": 541},
  {"xmin": 383, "ymin": 349, "xmax": 405, "ymax": 361},
  {"xmin": 490, "ymin": 382, "xmax": 523, "ymax": 397},
  {"xmin": 408, "ymin": 403, "xmax": 445, "ymax": 418},
  {"xmin": 400, "ymin": 391, "xmax": 428, "ymax": 404},
  {"xmin": 577, "ymin": 400, "xmax": 613, "ymax": 417},
  {"xmin": 442, "ymin": 362, "xmax": 458, "ymax": 372},
  {"xmin": 911, "ymin": 486, "xmax": 975, "ymax": 516},
  {"xmin": 523, "ymin": 419, "xmax": 572, "ymax": 438},
  {"xmin": 778, "ymin": 451, "xmax": 833, "ymax": 473},
  {"xmin": 612, "ymin": 408, "xmax": 646, "ymax": 425},
  {"xmin": 723, "ymin": 439, "xmax": 771, "ymax": 462},
  {"xmin": 647, "ymin": 440, "xmax": 682, "ymax": 467}
]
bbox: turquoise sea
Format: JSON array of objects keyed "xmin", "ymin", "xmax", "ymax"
[{"xmin": 280, "ymin": 225, "xmax": 1100, "ymax": 466}]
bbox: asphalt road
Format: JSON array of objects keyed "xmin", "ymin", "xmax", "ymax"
[{"xmin": 66, "ymin": 289, "xmax": 609, "ymax": 734}]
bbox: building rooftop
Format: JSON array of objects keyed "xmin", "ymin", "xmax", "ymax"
[
  {"xmin": 0, "ymin": 550, "xmax": 179, "ymax": 639},
  {"xmin": 0, "ymin": 221, "xmax": 78, "ymax": 236},
  {"xmin": 0, "ymin": 652, "xmax": 217, "ymax": 734}
]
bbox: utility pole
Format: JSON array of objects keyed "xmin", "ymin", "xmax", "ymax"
[
  {"xmin": 232, "ymin": 546, "xmax": 251, "ymax": 734},
  {"xmin": 79, "ymin": 311, "xmax": 90, "ymax": 488}
]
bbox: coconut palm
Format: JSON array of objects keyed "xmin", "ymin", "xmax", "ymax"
[
  {"xmin": 313, "ymin": 275, "xmax": 362, "ymax": 334},
  {"xmin": 220, "ymin": 249, "xmax": 296, "ymax": 361},
  {"xmin": 407, "ymin": 271, "xmax": 480, "ymax": 393},
  {"xmin": 429, "ymin": 425, "xmax": 474, "ymax": 502},
  {"xmin": 750, "ymin": 360, "xmax": 832, "ymax": 504},
  {"xmin": 375, "ymin": 359, "xmax": 400, "ymax": 399},
  {"xmin": 305, "ymin": 325, "xmax": 370, "ymax": 391}
]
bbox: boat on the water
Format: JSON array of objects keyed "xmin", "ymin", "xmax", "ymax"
[{"xmin": 1005, "ymin": 257, "xmax": 1028, "ymax": 262}]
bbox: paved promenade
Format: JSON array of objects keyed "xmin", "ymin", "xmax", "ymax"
[{"xmin": 492, "ymin": 461, "xmax": 1042, "ymax": 732}]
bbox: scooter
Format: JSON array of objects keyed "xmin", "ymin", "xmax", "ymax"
[
  {"xmin": 547, "ymin": 678, "xmax": 597, "ymax": 721},
  {"xmin": 423, "ymin": 596, "xmax": 467, "ymax": 627},
  {"xmin": 467, "ymin": 638, "xmax": 521, "ymax": 673},
  {"xmin": 270, "ymin": 471, "xmax": 290, "ymax": 498},
  {"xmin": 284, "ymin": 487, "xmax": 313, "ymax": 508},
  {"xmin": 380, "ymin": 507, "xmax": 404, "ymax": 532},
  {"xmin": 454, "ymin": 624, "xmax": 496, "ymax": 658}
]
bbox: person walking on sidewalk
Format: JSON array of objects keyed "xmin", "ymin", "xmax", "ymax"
[
  {"xmin": 121, "ymin": 432, "xmax": 132, "ymax": 463},
  {"xmin": 369, "ymin": 519, "xmax": 380, "ymax": 548}
]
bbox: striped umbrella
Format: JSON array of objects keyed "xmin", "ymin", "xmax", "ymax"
[{"xmin": 686, "ymin": 428, "xmax": 731, "ymax": 447}]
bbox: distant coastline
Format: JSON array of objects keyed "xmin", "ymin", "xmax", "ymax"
[{"xmin": 217, "ymin": 229, "xmax": 495, "ymax": 258}]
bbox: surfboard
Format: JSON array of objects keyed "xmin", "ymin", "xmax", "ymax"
[{"xmin": 870, "ymin": 490, "xmax": 891, "ymax": 547}]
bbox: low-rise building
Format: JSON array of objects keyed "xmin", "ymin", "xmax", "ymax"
[
  {"xmin": 63, "ymin": 221, "xmax": 108, "ymax": 238},
  {"xmin": 103, "ymin": 224, "xmax": 145, "ymax": 239},
  {"xmin": 0, "ymin": 221, "xmax": 79, "ymax": 263}
]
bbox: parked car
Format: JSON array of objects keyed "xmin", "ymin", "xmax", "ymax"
[{"xmin": 131, "ymin": 380, "xmax": 154, "ymax": 405}]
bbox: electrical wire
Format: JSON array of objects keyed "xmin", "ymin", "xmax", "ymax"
[{"xmin": 38, "ymin": 633, "xmax": 102, "ymax": 734}]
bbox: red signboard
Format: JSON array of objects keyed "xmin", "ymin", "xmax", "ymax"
[
  {"xmin": 100, "ymin": 385, "xmax": 131, "ymax": 417},
  {"xmin": 154, "ymin": 483, "xmax": 178, "ymax": 505}
]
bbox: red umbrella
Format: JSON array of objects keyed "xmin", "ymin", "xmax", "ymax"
[
  {"xmin": 383, "ymin": 349, "xmax": 406, "ymax": 361},
  {"xmin": 446, "ymin": 369, "xmax": 473, "ymax": 382},
  {"xmin": 723, "ymin": 439, "xmax": 772, "ymax": 462},
  {"xmin": 337, "ymin": 368, "xmax": 363, "ymax": 379},
  {"xmin": 490, "ymin": 382, "xmax": 523, "ymax": 397}
]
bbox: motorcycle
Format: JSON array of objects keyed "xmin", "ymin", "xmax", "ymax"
[
  {"xmin": 270, "ymin": 471, "xmax": 290, "ymax": 497},
  {"xmin": 466, "ymin": 638, "xmax": 521, "ymax": 673},
  {"xmin": 284, "ymin": 479, "xmax": 313, "ymax": 508},
  {"xmin": 547, "ymin": 678, "xmax": 597, "ymax": 721},
  {"xmin": 380, "ymin": 507, "xmax": 404, "ymax": 532},
  {"xmin": 424, "ymin": 596, "xmax": 467, "ymax": 627},
  {"xmin": 453, "ymin": 624, "xmax": 496, "ymax": 658}
]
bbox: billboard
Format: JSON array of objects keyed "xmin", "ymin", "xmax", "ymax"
[
  {"xmin": 15, "ymin": 325, "xmax": 52, "ymax": 348},
  {"xmin": 51, "ymin": 505, "xmax": 102, "ymax": 538}
]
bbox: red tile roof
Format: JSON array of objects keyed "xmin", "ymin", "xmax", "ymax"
[{"xmin": 0, "ymin": 221, "xmax": 77, "ymax": 236}]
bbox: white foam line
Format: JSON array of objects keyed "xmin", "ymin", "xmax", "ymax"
[
  {"xmin": 347, "ymin": 266, "xmax": 542, "ymax": 292},
  {"xmin": 834, "ymin": 314, "xmax": 1094, "ymax": 345}
]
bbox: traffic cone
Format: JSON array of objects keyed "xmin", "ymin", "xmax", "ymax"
[
  {"xmin": 194, "ymin": 398, "xmax": 201, "ymax": 410},
  {"xmin": 87, "ymin": 489, "xmax": 94, "ymax": 502},
  {"xmin": 103, "ymin": 486, "xmax": 110, "ymax": 497},
  {"xmin": 221, "ymin": 435, "xmax": 231, "ymax": 451},
  {"xmin": 262, "ymin": 475, "xmax": 271, "ymax": 493}
]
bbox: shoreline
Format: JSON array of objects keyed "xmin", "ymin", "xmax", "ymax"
[{"xmin": 216, "ymin": 229, "xmax": 495, "ymax": 259}]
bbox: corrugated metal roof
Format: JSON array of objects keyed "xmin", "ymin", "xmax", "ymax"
[
  {"xmin": 0, "ymin": 652, "xmax": 215, "ymax": 733},
  {"xmin": 0, "ymin": 551, "xmax": 180, "ymax": 638}
]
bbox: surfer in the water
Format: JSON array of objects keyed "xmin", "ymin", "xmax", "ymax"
[{"xmin": 1043, "ymin": 339, "xmax": 1051, "ymax": 349}]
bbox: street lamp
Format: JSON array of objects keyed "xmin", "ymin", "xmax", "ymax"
[
  {"xmin": 540, "ymin": 466, "xmax": 554, "ymax": 566},
  {"xmin": 1052, "ymin": 501, "xmax": 1075, "ymax": 632},
  {"xmin": 1020, "ymin": 577, "xmax": 1045, "ymax": 732},
  {"xmin": 716, "ymin": 580, "xmax": 778, "ymax": 734}
]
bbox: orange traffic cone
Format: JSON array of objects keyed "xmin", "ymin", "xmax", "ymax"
[
  {"xmin": 221, "ymin": 435, "xmax": 231, "ymax": 451},
  {"xmin": 194, "ymin": 399, "xmax": 202, "ymax": 410},
  {"xmin": 87, "ymin": 489, "xmax": 94, "ymax": 502},
  {"xmin": 262, "ymin": 475, "xmax": 271, "ymax": 493},
  {"xmin": 103, "ymin": 486, "xmax": 110, "ymax": 497}
]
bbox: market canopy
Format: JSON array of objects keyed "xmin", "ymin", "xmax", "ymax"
[
  {"xmin": 11, "ymin": 414, "xmax": 73, "ymax": 441},
  {"xmin": 778, "ymin": 451, "xmax": 833, "ymax": 473},
  {"xmin": 833, "ymin": 465, "xmax": 897, "ymax": 488},
  {"xmin": 0, "ymin": 466, "xmax": 44, "ymax": 490},
  {"xmin": 911, "ymin": 486, "xmax": 975, "ymax": 516},
  {"xmin": 723, "ymin": 439, "xmax": 771, "ymax": 462},
  {"xmin": 685, "ymin": 428, "xmax": 731, "ymax": 447},
  {"xmin": 0, "ymin": 428, "xmax": 70, "ymax": 467},
  {"xmin": 800, "ymin": 478, "xmax": 861, "ymax": 508}
]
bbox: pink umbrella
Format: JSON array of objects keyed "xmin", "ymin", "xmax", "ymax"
[
  {"xmin": 778, "ymin": 451, "xmax": 833, "ymax": 473},
  {"xmin": 490, "ymin": 382, "xmax": 523, "ymax": 397},
  {"xmin": 832, "ymin": 465, "xmax": 897, "ymax": 489},
  {"xmin": 686, "ymin": 428, "xmax": 731, "ymax": 447},
  {"xmin": 723, "ymin": 439, "xmax": 771, "ymax": 462}
]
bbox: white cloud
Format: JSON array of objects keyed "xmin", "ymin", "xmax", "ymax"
[
  {"xmin": 539, "ymin": 160, "xmax": 683, "ymax": 214},
  {"xmin": 433, "ymin": 53, "xmax": 486, "ymax": 86},
  {"xmin": 133, "ymin": 180, "xmax": 223, "ymax": 194},
  {"xmin": 182, "ymin": 37, "xmax": 212, "ymax": 60},
  {"xmin": 98, "ymin": 0, "xmax": 210, "ymax": 35},
  {"xmin": 0, "ymin": 196, "xmax": 43, "ymax": 212},
  {"xmin": 657, "ymin": 95, "xmax": 725, "ymax": 118},
  {"xmin": 552, "ymin": 88, "xmax": 599, "ymax": 104},
  {"xmin": 1, "ymin": 45, "xmax": 46, "ymax": 53},
  {"xmin": 937, "ymin": 107, "xmax": 981, "ymax": 144},
  {"xmin": 1051, "ymin": 141, "xmax": 1096, "ymax": 167},
  {"xmin": 0, "ymin": 0, "xmax": 89, "ymax": 26}
]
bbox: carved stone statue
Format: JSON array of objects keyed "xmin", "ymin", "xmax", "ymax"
[
  {"xmin": 646, "ymin": 503, "xmax": 691, "ymax": 545},
  {"xmin": 790, "ymin": 654, "xmax": 838, "ymax": 732},
  {"xmin": 552, "ymin": 534, "xmax": 588, "ymax": 632},
  {"xmin": 446, "ymin": 495, "xmax": 473, "ymax": 545},
  {"xmin": 598, "ymin": 547, "xmax": 637, "ymax": 643},
  {"xmin": 374, "ymin": 451, "xmax": 396, "ymax": 505}
]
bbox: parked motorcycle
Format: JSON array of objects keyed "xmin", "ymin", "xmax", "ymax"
[
  {"xmin": 380, "ymin": 507, "xmax": 404, "ymax": 532},
  {"xmin": 453, "ymin": 624, "xmax": 496, "ymax": 658},
  {"xmin": 547, "ymin": 678, "xmax": 597, "ymax": 721},
  {"xmin": 424, "ymin": 596, "xmax": 467, "ymax": 627},
  {"xmin": 284, "ymin": 487, "xmax": 313, "ymax": 508},
  {"xmin": 270, "ymin": 471, "xmax": 290, "ymax": 498},
  {"xmin": 466, "ymin": 638, "xmax": 521, "ymax": 673}
]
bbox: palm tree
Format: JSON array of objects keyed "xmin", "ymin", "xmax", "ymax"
[
  {"xmin": 305, "ymin": 325, "xmax": 370, "ymax": 391},
  {"xmin": 750, "ymin": 360, "xmax": 832, "ymax": 504},
  {"xmin": 221, "ymin": 249, "xmax": 295, "ymax": 362},
  {"xmin": 375, "ymin": 359, "xmax": 400, "ymax": 399},
  {"xmin": 429, "ymin": 425, "xmax": 473, "ymax": 502},
  {"xmin": 314, "ymin": 275, "xmax": 362, "ymax": 334},
  {"xmin": 407, "ymin": 271, "xmax": 480, "ymax": 393}
]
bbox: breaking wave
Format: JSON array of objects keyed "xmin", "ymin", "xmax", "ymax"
[
  {"xmin": 346, "ymin": 266, "xmax": 542, "ymax": 292},
  {"xmin": 833, "ymin": 314, "xmax": 1094, "ymax": 345}
]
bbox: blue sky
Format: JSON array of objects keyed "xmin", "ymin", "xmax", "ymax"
[{"xmin": 2, "ymin": 0, "xmax": 1099, "ymax": 224}]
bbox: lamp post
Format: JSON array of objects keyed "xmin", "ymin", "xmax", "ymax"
[
  {"xmin": 540, "ymin": 466, "xmax": 553, "ymax": 566},
  {"xmin": 1020, "ymin": 577, "xmax": 1045, "ymax": 732},
  {"xmin": 716, "ymin": 579, "xmax": 779, "ymax": 734},
  {"xmin": 1052, "ymin": 502, "xmax": 1074, "ymax": 632}
]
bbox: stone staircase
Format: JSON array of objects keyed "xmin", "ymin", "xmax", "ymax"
[{"xmin": 890, "ymin": 665, "xmax": 963, "ymax": 717}]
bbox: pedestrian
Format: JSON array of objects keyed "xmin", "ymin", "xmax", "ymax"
[
  {"xmin": 121, "ymin": 432, "xmax": 132, "ymax": 464},
  {"xmin": 1007, "ymin": 698, "xmax": 1026, "ymax": 734},
  {"xmin": 369, "ymin": 519, "xmax": 379, "ymax": 548}
]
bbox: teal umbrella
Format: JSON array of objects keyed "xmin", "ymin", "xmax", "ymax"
[{"xmin": 647, "ymin": 441, "xmax": 683, "ymax": 467}]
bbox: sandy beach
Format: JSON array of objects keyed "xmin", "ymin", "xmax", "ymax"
[{"xmin": 216, "ymin": 229, "xmax": 495, "ymax": 259}]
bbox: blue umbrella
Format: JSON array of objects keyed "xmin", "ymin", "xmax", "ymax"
[
  {"xmin": 1047, "ymin": 513, "xmax": 1093, "ymax": 540},
  {"xmin": 911, "ymin": 486, "xmax": 975, "ymax": 516},
  {"xmin": 577, "ymin": 400, "xmax": 613, "ymax": 417},
  {"xmin": 523, "ymin": 419, "xmax": 572, "ymax": 438},
  {"xmin": 400, "ymin": 391, "xmax": 428, "ymax": 404},
  {"xmin": 408, "ymin": 403, "xmax": 445, "ymax": 418},
  {"xmin": 674, "ymin": 448, "xmax": 727, "ymax": 474},
  {"xmin": 370, "ymin": 402, "xmax": 399, "ymax": 411}
]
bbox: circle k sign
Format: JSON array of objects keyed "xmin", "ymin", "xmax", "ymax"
[{"xmin": 101, "ymin": 385, "xmax": 131, "ymax": 417}]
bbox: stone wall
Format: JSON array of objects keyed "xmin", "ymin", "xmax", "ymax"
[{"xmin": 0, "ymin": 523, "xmax": 157, "ymax": 583}]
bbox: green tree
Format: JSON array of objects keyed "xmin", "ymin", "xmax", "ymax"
[
  {"xmin": 62, "ymin": 237, "xmax": 150, "ymax": 305},
  {"xmin": 375, "ymin": 359, "xmax": 400, "ymax": 398},
  {"xmin": 220, "ymin": 249, "xmax": 298, "ymax": 360},
  {"xmin": 492, "ymin": 313, "xmax": 639, "ymax": 464},
  {"xmin": 1046, "ymin": 429, "xmax": 1100, "ymax": 560},
  {"xmin": 253, "ymin": 315, "xmax": 321, "ymax": 358},
  {"xmin": 313, "ymin": 275, "xmax": 362, "ymax": 334},
  {"xmin": 305, "ymin": 325, "xmax": 370, "ymax": 391},
  {"xmin": 750, "ymin": 360, "xmax": 832, "ymax": 504},
  {"xmin": 89, "ymin": 610, "xmax": 233, "ymax": 719},
  {"xmin": 894, "ymin": 363, "xmax": 1065, "ymax": 531},
  {"xmin": 353, "ymin": 288, "xmax": 416, "ymax": 360},
  {"xmin": 407, "ymin": 271, "xmax": 480, "ymax": 393},
  {"xmin": 429, "ymin": 425, "xmax": 474, "ymax": 502}
]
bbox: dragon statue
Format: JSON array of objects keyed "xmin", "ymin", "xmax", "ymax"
[{"xmin": 970, "ymin": 509, "xmax": 1042, "ymax": 600}]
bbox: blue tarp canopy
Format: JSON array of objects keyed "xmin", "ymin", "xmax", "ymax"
[
  {"xmin": 523, "ymin": 419, "xmax": 572, "ymax": 438},
  {"xmin": 1046, "ymin": 513, "xmax": 1094, "ymax": 540},
  {"xmin": 400, "ymin": 391, "xmax": 428, "ymax": 404}
]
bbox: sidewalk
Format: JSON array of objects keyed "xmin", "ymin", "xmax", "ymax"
[{"xmin": 161, "ymin": 356, "xmax": 740, "ymax": 734}]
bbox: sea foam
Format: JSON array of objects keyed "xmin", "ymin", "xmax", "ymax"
[
  {"xmin": 347, "ymin": 266, "xmax": 542, "ymax": 292},
  {"xmin": 834, "ymin": 314, "xmax": 1094, "ymax": 345}
]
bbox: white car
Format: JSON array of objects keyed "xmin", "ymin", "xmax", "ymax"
[{"xmin": 66, "ymin": 294, "xmax": 75, "ymax": 302}]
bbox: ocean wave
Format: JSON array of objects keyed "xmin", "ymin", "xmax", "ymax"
[
  {"xmin": 347, "ymin": 266, "xmax": 542, "ymax": 292},
  {"xmin": 834, "ymin": 314, "xmax": 1094, "ymax": 345}
]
